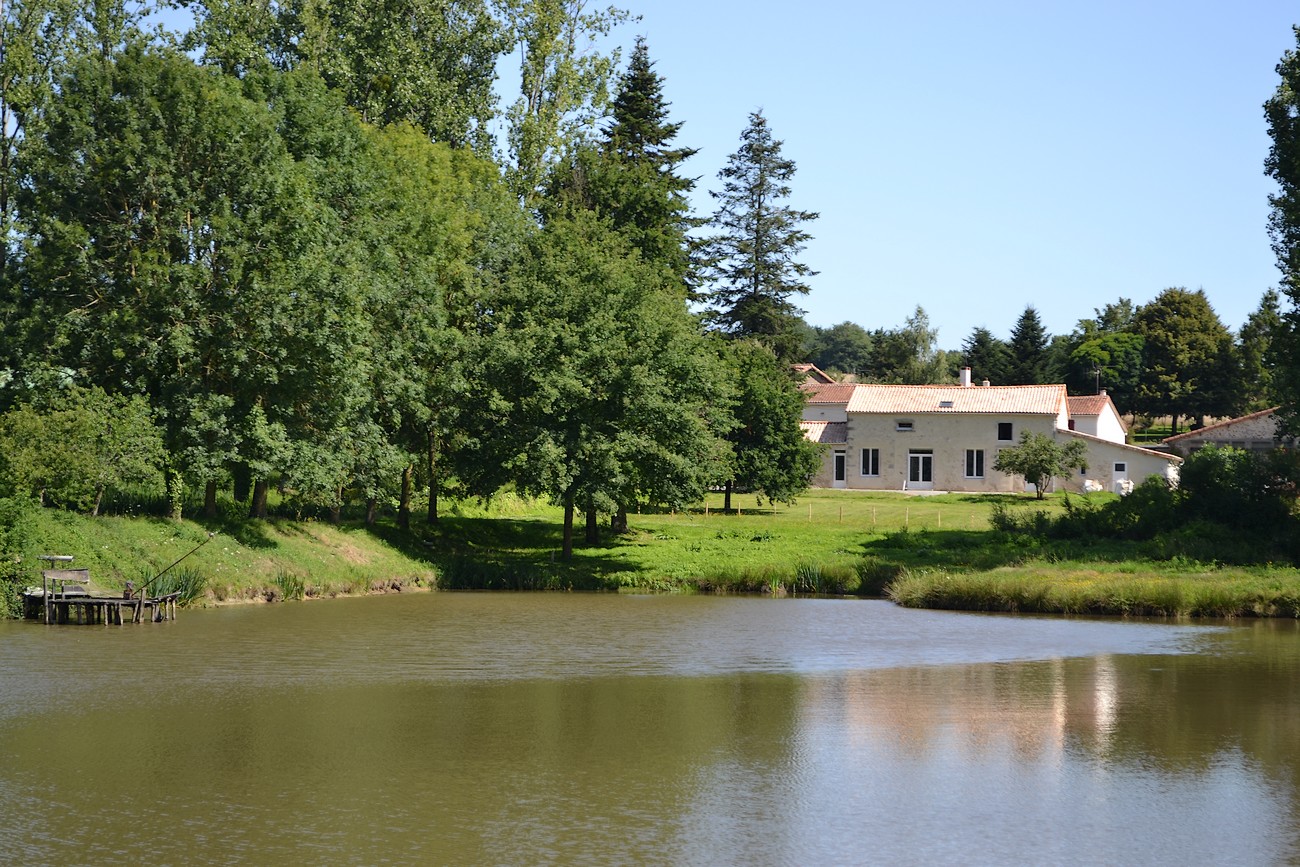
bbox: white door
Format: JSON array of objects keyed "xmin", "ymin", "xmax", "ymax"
[
  {"xmin": 908, "ymin": 452, "xmax": 933, "ymax": 490},
  {"xmin": 1113, "ymin": 461, "xmax": 1129, "ymax": 494},
  {"xmin": 833, "ymin": 451, "xmax": 847, "ymax": 488}
]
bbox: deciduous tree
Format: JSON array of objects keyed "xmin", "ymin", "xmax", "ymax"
[
  {"xmin": 1264, "ymin": 26, "xmax": 1300, "ymax": 435},
  {"xmin": 992, "ymin": 431, "xmax": 1087, "ymax": 500}
]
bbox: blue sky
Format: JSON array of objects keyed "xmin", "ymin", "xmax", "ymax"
[{"xmin": 606, "ymin": 1, "xmax": 1299, "ymax": 347}]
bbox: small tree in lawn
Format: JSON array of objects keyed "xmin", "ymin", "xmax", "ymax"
[{"xmin": 993, "ymin": 431, "xmax": 1087, "ymax": 499}]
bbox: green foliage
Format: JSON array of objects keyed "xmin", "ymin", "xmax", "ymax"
[
  {"xmin": 722, "ymin": 340, "xmax": 819, "ymax": 505},
  {"xmin": 0, "ymin": 496, "xmax": 39, "ymax": 618},
  {"xmin": 1132, "ymin": 288, "xmax": 1238, "ymax": 427},
  {"xmin": 991, "ymin": 431, "xmax": 1088, "ymax": 499},
  {"xmin": 147, "ymin": 566, "xmax": 208, "ymax": 606},
  {"xmin": 0, "ymin": 386, "xmax": 165, "ymax": 513},
  {"xmin": 960, "ymin": 326, "xmax": 1010, "ymax": 385},
  {"xmin": 808, "ymin": 321, "xmax": 873, "ymax": 378},
  {"xmin": 1006, "ymin": 306, "xmax": 1051, "ymax": 385},
  {"xmin": 702, "ymin": 110, "xmax": 819, "ymax": 362},
  {"xmin": 503, "ymin": 0, "xmax": 631, "ymax": 203}
]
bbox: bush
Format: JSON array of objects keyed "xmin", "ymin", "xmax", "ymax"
[{"xmin": 0, "ymin": 497, "xmax": 38, "ymax": 618}]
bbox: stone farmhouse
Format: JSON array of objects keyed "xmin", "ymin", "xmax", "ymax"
[
  {"xmin": 1162, "ymin": 407, "xmax": 1294, "ymax": 456},
  {"xmin": 799, "ymin": 367, "xmax": 1181, "ymax": 495}
]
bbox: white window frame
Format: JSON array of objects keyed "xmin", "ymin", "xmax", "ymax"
[
  {"xmin": 861, "ymin": 448, "xmax": 880, "ymax": 477},
  {"xmin": 965, "ymin": 448, "xmax": 985, "ymax": 479},
  {"xmin": 896, "ymin": 420, "xmax": 914, "ymax": 432}
]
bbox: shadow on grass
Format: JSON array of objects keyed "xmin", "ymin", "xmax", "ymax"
[
  {"xmin": 363, "ymin": 516, "xmax": 647, "ymax": 591},
  {"xmin": 192, "ymin": 516, "xmax": 280, "ymax": 550}
]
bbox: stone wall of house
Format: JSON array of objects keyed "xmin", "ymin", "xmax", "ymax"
[
  {"xmin": 840, "ymin": 412, "xmax": 1060, "ymax": 493},
  {"xmin": 807, "ymin": 412, "xmax": 1179, "ymax": 494},
  {"xmin": 1056, "ymin": 434, "xmax": 1180, "ymax": 495},
  {"xmin": 1166, "ymin": 413, "xmax": 1281, "ymax": 456}
]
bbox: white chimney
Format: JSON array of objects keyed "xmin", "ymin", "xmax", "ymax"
[
  {"xmin": 982, "ymin": 379, "xmax": 991, "ymax": 387},
  {"xmin": 959, "ymin": 367, "xmax": 972, "ymax": 388}
]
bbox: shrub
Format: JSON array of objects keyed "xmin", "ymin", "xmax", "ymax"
[{"xmin": 0, "ymin": 497, "xmax": 39, "ymax": 618}]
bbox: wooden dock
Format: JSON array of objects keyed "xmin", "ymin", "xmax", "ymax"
[
  {"xmin": 29, "ymin": 562, "xmax": 181, "ymax": 625},
  {"xmin": 43, "ymin": 591, "xmax": 181, "ymax": 625}
]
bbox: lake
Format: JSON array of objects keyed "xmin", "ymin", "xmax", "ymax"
[{"xmin": 2, "ymin": 593, "xmax": 1298, "ymax": 865}]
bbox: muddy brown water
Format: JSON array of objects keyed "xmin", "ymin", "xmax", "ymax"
[{"xmin": 2, "ymin": 594, "xmax": 1298, "ymax": 864}]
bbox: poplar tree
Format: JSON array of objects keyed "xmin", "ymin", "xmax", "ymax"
[
  {"xmin": 1264, "ymin": 26, "xmax": 1300, "ymax": 434},
  {"xmin": 701, "ymin": 110, "xmax": 818, "ymax": 361}
]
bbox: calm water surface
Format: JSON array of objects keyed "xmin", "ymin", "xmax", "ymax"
[{"xmin": 1, "ymin": 594, "xmax": 1298, "ymax": 865}]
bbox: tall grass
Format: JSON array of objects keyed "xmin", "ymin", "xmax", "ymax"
[
  {"xmin": 888, "ymin": 565, "xmax": 1300, "ymax": 618},
  {"xmin": 147, "ymin": 567, "xmax": 208, "ymax": 606}
]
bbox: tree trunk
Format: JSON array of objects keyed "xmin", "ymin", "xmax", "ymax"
[
  {"xmin": 329, "ymin": 485, "xmax": 343, "ymax": 524},
  {"xmin": 233, "ymin": 464, "xmax": 251, "ymax": 504},
  {"xmin": 585, "ymin": 505, "xmax": 598, "ymax": 545},
  {"xmin": 611, "ymin": 505, "xmax": 628, "ymax": 534},
  {"xmin": 167, "ymin": 470, "xmax": 184, "ymax": 521},
  {"xmin": 1170, "ymin": 414, "xmax": 1180, "ymax": 437},
  {"xmin": 562, "ymin": 500, "xmax": 575, "ymax": 560},
  {"xmin": 92, "ymin": 484, "xmax": 104, "ymax": 518},
  {"xmin": 427, "ymin": 431, "xmax": 439, "ymax": 524},
  {"xmin": 249, "ymin": 479, "xmax": 269, "ymax": 519},
  {"xmin": 203, "ymin": 480, "xmax": 218, "ymax": 518},
  {"xmin": 398, "ymin": 464, "xmax": 412, "ymax": 530},
  {"xmin": 724, "ymin": 480, "xmax": 733, "ymax": 514},
  {"xmin": 366, "ymin": 497, "xmax": 378, "ymax": 526}
]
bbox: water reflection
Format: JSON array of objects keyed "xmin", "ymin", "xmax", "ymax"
[{"xmin": 0, "ymin": 596, "xmax": 1297, "ymax": 864}]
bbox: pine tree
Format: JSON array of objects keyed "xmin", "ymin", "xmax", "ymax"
[
  {"xmin": 1006, "ymin": 306, "xmax": 1051, "ymax": 385},
  {"xmin": 702, "ymin": 110, "xmax": 818, "ymax": 361},
  {"xmin": 547, "ymin": 37, "xmax": 698, "ymax": 294},
  {"xmin": 960, "ymin": 326, "xmax": 1011, "ymax": 385}
]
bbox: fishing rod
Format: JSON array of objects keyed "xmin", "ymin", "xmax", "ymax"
[{"xmin": 138, "ymin": 531, "xmax": 216, "ymax": 596}]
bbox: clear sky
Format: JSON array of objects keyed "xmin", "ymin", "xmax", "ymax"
[{"xmin": 606, "ymin": 0, "xmax": 1299, "ymax": 348}]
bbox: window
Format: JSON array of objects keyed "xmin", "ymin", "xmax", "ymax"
[
  {"xmin": 834, "ymin": 451, "xmax": 846, "ymax": 483},
  {"xmin": 1114, "ymin": 462, "xmax": 1127, "ymax": 474},
  {"xmin": 939, "ymin": 400, "xmax": 954, "ymax": 408},
  {"xmin": 997, "ymin": 422, "xmax": 1013, "ymax": 441},
  {"xmin": 965, "ymin": 449, "xmax": 985, "ymax": 478},
  {"xmin": 1067, "ymin": 419, "xmax": 1076, "ymax": 430},
  {"xmin": 896, "ymin": 420, "xmax": 913, "ymax": 432},
  {"xmin": 861, "ymin": 448, "xmax": 880, "ymax": 476}
]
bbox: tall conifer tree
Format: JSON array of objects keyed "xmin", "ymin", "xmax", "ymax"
[
  {"xmin": 1006, "ymin": 306, "xmax": 1051, "ymax": 385},
  {"xmin": 701, "ymin": 110, "xmax": 818, "ymax": 362}
]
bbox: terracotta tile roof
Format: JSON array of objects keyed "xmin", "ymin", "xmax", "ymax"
[
  {"xmin": 1060, "ymin": 429, "xmax": 1182, "ymax": 462},
  {"xmin": 1163, "ymin": 407, "xmax": 1280, "ymax": 443},
  {"xmin": 801, "ymin": 383, "xmax": 858, "ymax": 404},
  {"xmin": 793, "ymin": 363, "xmax": 835, "ymax": 384},
  {"xmin": 845, "ymin": 384, "xmax": 1067, "ymax": 415},
  {"xmin": 800, "ymin": 421, "xmax": 848, "ymax": 444},
  {"xmin": 1066, "ymin": 394, "xmax": 1114, "ymax": 416}
]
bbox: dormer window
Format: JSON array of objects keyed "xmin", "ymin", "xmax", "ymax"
[{"xmin": 896, "ymin": 420, "xmax": 914, "ymax": 432}]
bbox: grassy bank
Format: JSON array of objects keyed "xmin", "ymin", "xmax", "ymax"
[{"xmin": 7, "ymin": 489, "xmax": 1300, "ymax": 618}]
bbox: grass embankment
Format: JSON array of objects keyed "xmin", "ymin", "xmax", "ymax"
[
  {"xmin": 19, "ymin": 506, "xmax": 436, "ymax": 604},
  {"xmin": 12, "ymin": 489, "xmax": 1300, "ymax": 617}
]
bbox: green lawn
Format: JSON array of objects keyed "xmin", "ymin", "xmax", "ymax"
[{"xmin": 11, "ymin": 488, "xmax": 1300, "ymax": 618}]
